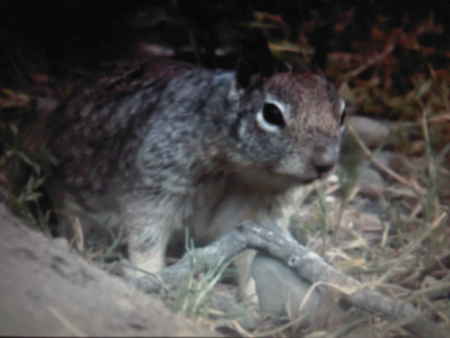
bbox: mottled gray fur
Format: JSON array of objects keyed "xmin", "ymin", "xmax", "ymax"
[{"xmin": 48, "ymin": 57, "xmax": 345, "ymax": 298}]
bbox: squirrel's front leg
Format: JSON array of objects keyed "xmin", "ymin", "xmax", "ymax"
[{"xmin": 123, "ymin": 196, "xmax": 180, "ymax": 276}]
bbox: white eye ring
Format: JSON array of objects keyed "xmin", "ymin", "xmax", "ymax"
[
  {"xmin": 256, "ymin": 97, "xmax": 287, "ymax": 133},
  {"xmin": 339, "ymin": 99, "xmax": 346, "ymax": 113},
  {"xmin": 256, "ymin": 109, "xmax": 281, "ymax": 133}
]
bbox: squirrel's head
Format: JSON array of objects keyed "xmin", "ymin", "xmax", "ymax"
[{"xmin": 224, "ymin": 69, "xmax": 346, "ymax": 190}]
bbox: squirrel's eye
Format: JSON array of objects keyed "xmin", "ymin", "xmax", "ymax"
[
  {"xmin": 339, "ymin": 110, "xmax": 346, "ymax": 126},
  {"xmin": 262, "ymin": 103, "xmax": 285, "ymax": 128}
]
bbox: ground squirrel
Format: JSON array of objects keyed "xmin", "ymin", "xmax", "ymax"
[{"xmin": 47, "ymin": 56, "xmax": 346, "ymax": 298}]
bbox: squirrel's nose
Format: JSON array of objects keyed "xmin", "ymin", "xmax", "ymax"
[
  {"xmin": 313, "ymin": 145, "xmax": 338, "ymax": 176},
  {"xmin": 315, "ymin": 161, "xmax": 334, "ymax": 175}
]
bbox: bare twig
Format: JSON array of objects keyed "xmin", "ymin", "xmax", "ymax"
[
  {"xmin": 133, "ymin": 220, "xmax": 448, "ymax": 338},
  {"xmin": 239, "ymin": 221, "xmax": 448, "ymax": 338},
  {"xmin": 348, "ymin": 124, "xmax": 426, "ymax": 195},
  {"xmin": 342, "ymin": 38, "xmax": 396, "ymax": 81},
  {"xmin": 132, "ymin": 228, "xmax": 248, "ymax": 293}
]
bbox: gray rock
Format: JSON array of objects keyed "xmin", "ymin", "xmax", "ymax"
[
  {"xmin": 251, "ymin": 254, "xmax": 358, "ymax": 331},
  {"xmin": 251, "ymin": 253, "xmax": 321, "ymax": 319},
  {"xmin": 347, "ymin": 116, "xmax": 391, "ymax": 148},
  {"xmin": 356, "ymin": 164, "xmax": 385, "ymax": 197}
]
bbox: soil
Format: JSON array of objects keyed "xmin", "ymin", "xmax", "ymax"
[{"xmin": 0, "ymin": 203, "xmax": 218, "ymax": 336}]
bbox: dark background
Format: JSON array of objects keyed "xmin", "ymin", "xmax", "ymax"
[{"xmin": 0, "ymin": 1, "xmax": 448, "ymax": 87}]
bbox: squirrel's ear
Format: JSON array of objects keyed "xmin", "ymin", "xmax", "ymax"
[{"xmin": 235, "ymin": 30, "xmax": 276, "ymax": 89}]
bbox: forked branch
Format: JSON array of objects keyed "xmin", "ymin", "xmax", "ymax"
[{"xmin": 133, "ymin": 221, "xmax": 447, "ymax": 338}]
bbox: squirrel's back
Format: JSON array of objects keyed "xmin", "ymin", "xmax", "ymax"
[{"xmin": 50, "ymin": 58, "xmax": 229, "ymax": 193}]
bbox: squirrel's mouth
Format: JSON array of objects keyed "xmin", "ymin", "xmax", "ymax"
[
  {"xmin": 279, "ymin": 173, "xmax": 319, "ymax": 186},
  {"xmin": 275, "ymin": 164, "xmax": 337, "ymax": 186}
]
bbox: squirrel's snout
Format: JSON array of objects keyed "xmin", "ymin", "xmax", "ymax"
[{"xmin": 312, "ymin": 144, "xmax": 338, "ymax": 177}]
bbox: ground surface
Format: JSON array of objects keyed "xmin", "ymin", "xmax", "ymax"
[{"xmin": 0, "ymin": 204, "xmax": 218, "ymax": 336}]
